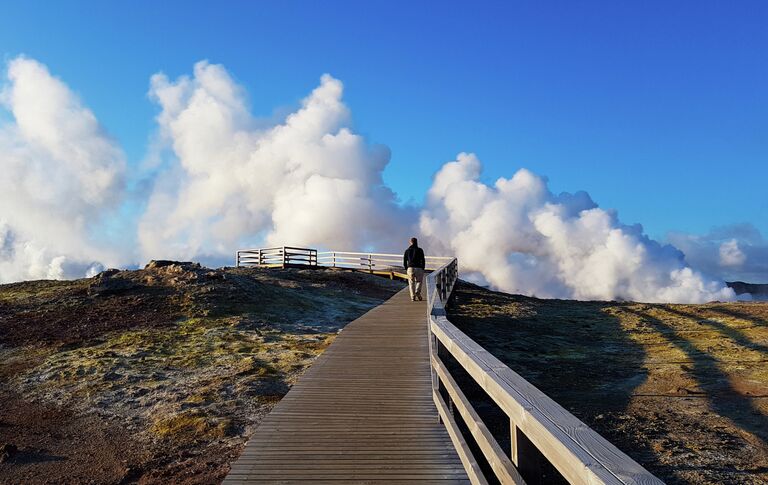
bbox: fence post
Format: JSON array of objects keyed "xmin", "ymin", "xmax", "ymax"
[
  {"xmin": 235, "ymin": 251, "xmax": 239, "ymax": 268},
  {"xmin": 441, "ymin": 271, "xmax": 447, "ymax": 301},
  {"xmin": 333, "ymin": 252, "xmax": 336, "ymax": 268},
  {"xmin": 282, "ymin": 246, "xmax": 287, "ymax": 268},
  {"xmin": 443, "ymin": 272, "xmax": 447, "ymax": 300},
  {"xmin": 428, "ymin": 318, "xmax": 440, "ymax": 424},
  {"xmin": 368, "ymin": 254, "xmax": 373, "ymax": 273},
  {"xmin": 510, "ymin": 419, "xmax": 519, "ymax": 466},
  {"xmin": 516, "ymin": 428, "xmax": 547, "ymax": 484}
]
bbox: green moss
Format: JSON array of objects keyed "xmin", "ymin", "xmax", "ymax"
[
  {"xmin": 22, "ymin": 313, "xmax": 336, "ymax": 417},
  {"xmin": 0, "ymin": 279, "xmax": 86, "ymax": 303},
  {"xmin": 150, "ymin": 410, "xmax": 232, "ymax": 441}
]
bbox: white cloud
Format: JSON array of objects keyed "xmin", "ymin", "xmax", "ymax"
[
  {"xmin": 0, "ymin": 57, "xmax": 126, "ymax": 283},
  {"xmin": 139, "ymin": 62, "xmax": 413, "ymax": 264},
  {"xmin": 420, "ymin": 153, "xmax": 736, "ymax": 303}
]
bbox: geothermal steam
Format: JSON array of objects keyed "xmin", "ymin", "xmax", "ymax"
[
  {"xmin": 420, "ymin": 153, "xmax": 736, "ymax": 303},
  {"xmin": 139, "ymin": 63, "xmax": 412, "ymax": 262},
  {"xmin": 1, "ymin": 57, "xmax": 760, "ymax": 302},
  {"xmin": 0, "ymin": 57, "xmax": 125, "ymax": 282}
]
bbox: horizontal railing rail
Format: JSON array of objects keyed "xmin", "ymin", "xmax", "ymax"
[
  {"xmin": 236, "ymin": 245, "xmax": 451, "ymax": 275},
  {"xmin": 236, "ymin": 246, "xmax": 318, "ymax": 268},
  {"xmin": 317, "ymin": 251, "xmax": 451, "ymax": 273},
  {"xmin": 425, "ymin": 260, "xmax": 663, "ymax": 485}
]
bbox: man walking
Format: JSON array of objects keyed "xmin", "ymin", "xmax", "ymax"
[{"xmin": 403, "ymin": 237, "xmax": 426, "ymax": 301}]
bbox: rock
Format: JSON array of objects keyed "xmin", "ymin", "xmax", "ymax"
[
  {"xmin": 88, "ymin": 276, "xmax": 139, "ymax": 296},
  {"xmin": 0, "ymin": 443, "xmax": 17, "ymax": 462},
  {"xmin": 103, "ymin": 371, "xmax": 123, "ymax": 381},
  {"xmin": 145, "ymin": 260, "xmax": 199, "ymax": 270},
  {"xmin": 94, "ymin": 268, "xmax": 121, "ymax": 279},
  {"xmin": 143, "ymin": 275, "xmax": 158, "ymax": 285},
  {"xmin": 88, "ymin": 267, "xmax": 141, "ymax": 296},
  {"xmin": 0, "ymin": 443, "xmax": 17, "ymax": 454}
]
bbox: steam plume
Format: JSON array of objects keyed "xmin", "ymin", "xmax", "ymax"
[
  {"xmin": 0, "ymin": 57, "xmax": 125, "ymax": 283},
  {"xmin": 139, "ymin": 62, "xmax": 412, "ymax": 263},
  {"xmin": 419, "ymin": 153, "xmax": 737, "ymax": 303}
]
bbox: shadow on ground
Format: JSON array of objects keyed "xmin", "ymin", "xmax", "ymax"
[{"xmin": 446, "ymin": 280, "xmax": 768, "ymax": 485}]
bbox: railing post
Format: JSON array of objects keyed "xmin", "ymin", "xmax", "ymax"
[
  {"xmin": 515, "ymin": 426, "xmax": 547, "ymax": 484},
  {"xmin": 282, "ymin": 246, "xmax": 287, "ymax": 268},
  {"xmin": 510, "ymin": 419, "xmax": 519, "ymax": 466},
  {"xmin": 258, "ymin": 249, "xmax": 263, "ymax": 266},
  {"xmin": 429, "ymin": 324, "xmax": 441, "ymax": 424},
  {"xmin": 441, "ymin": 271, "xmax": 447, "ymax": 302},
  {"xmin": 235, "ymin": 251, "xmax": 240, "ymax": 267},
  {"xmin": 333, "ymin": 252, "xmax": 336, "ymax": 268},
  {"xmin": 368, "ymin": 254, "xmax": 373, "ymax": 273}
]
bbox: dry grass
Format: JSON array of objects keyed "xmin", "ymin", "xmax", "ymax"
[
  {"xmin": 448, "ymin": 281, "xmax": 768, "ymax": 485},
  {"xmin": 0, "ymin": 265, "xmax": 404, "ymax": 484}
]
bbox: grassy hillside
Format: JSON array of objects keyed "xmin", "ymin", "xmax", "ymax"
[
  {"xmin": 448, "ymin": 281, "xmax": 768, "ymax": 485},
  {"xmin": 4, "ymin": 265, "xmax": 765, "ymax": 484},
  {"xmin": 0, "ymin": 263, "xmax": 402, "ymax": 484}
]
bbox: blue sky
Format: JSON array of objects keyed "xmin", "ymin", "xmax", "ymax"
[{"xmin": 1, "ymin": 0, "xmax": 766, "ymax": 241}]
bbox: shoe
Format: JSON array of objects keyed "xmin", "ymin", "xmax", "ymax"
[
  {"xmin": 411, "ymin": 297, "xmax": 416, "ymax": 301},
  {"xmin": 417, "ymin": 295, "xmax": 423, "ymax": 301}
]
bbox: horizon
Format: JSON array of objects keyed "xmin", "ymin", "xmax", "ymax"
[{"xmin": 1, "ymin": 1, "xmax": 766, "ymax": 302}]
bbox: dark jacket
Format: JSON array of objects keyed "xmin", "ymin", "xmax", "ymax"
[{"xmin": 403, "ymin": 245, "xmax": 426, "ymax": 270}]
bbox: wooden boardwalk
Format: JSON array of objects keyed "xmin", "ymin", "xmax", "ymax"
[{"xmin": 224, "ymin": 288, "xmax": 469, "ymax": 484}]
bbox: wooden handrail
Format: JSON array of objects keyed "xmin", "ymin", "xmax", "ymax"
[
  {"xmin": 238, "ymin": 246, "xmax": 284, "ymax": 252},
  {"xmin": 237, "ymin": 245, "xmax": 449, "ymax": 272},
  {"xmin": 425, "ymin": 259, "xmax": 663, "ymax": 485},
  {"xmin": 317, "ymin": 250, "xmax": 453, "ymax": 260},
  {"xmin": 236, "ymin": 246, "xmax": 318, "ymax": 269}
]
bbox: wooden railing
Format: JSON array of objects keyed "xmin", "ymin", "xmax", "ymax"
[
  {"xmin": 426, "ymin": 259, "xmax": 663, "ymax": 485},
  {"xmin": 317, "ymin": 251, "xmax": 452, "ymax": 273},
  {"xmin": 236, "ymin": 246, "xmax": 318, "ymax": 268},
  {"xmin": 236, "ymin": 246, "xmax": 452, "ymax": 277}
]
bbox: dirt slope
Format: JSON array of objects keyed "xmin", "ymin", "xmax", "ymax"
[{"xmin": 0, "ymin": 263, "xmax": 402, "ymax": 484}]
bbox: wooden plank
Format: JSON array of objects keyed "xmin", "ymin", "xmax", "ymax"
[{"xmin": 225, "ymin": 289, "xmax": 468, "ymax": 483}]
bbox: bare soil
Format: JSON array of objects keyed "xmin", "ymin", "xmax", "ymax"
[
  {"xmin": 447, "ymin": 281, "xmax": 768, "ymax": 485},
  {"xmin": 0, "ymin": 264, "xmax": 403, "ymax": 484}
]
